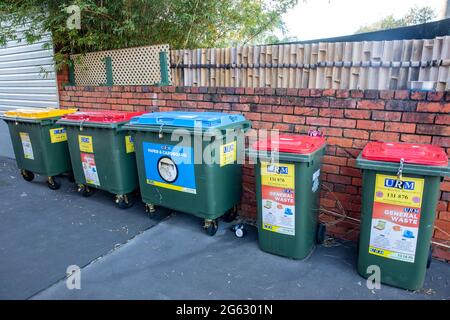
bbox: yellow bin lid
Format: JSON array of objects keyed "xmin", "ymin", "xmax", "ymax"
[{"xmin": 4, "ymin": 108, "xmax": 77, "ymax": 119}]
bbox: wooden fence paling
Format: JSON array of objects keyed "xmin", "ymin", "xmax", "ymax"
[{"xmin": 170, "ymin": 36, "xmax": 450, "ymax": 90}]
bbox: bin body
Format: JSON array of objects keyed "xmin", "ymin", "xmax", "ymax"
[
  {"xmin": 57, "ymin": 111, "xmax": 143, "ymax": 195},
  {"xmin": 356, "ymin": 142, "xmax": 449, "ymax": 290},
  {"xmin": 250, "ymin": 135, "xmax": 326, "ymax": 259},
  {"xmin": 124, "ymin": 111, "xmax": 250, "ymax": 220},
  {"xmin": 2, "ymin": 108, "xmax": 76, "ymax": 176}
]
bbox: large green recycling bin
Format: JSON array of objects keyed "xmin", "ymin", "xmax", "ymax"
[
  {"xmin": 2, "ymin": 108, "xmax": 77, "ymax": 189},
  {"xmin": 249, "ymin": 135, "xmax": 327, "ymax": 259},
  {"xmin": 124, "ymin": 111, "xmax": 250, "ymax": 235},
  {"xmin": 57, "ymin": 111, "xmax": 143, "ymax": 209},
  {"xmin": 356, "ymin": 141, "xmax": 450, "ymax": 290}
]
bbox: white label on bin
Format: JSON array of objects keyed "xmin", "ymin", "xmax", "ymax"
[
  {"xmin": 81, "ymin": 153, "xmax": 100, "ymax": 186},
  {"xmin": 20, "ymin": 132, "xmax": 34, "ymax": 160},
  {"xmin": 260, "ymin": 162, "xmax": 295, "ymax": 236},
  {"xmin": 312, "ymin": 169, "xmax": 320, "ymax": 192},
  {"xmin": 368, "ymin": 174, "xmax": 424, "ymax": 263}
]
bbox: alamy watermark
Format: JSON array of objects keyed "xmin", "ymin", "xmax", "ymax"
[{"xmin": 66, "ymin": 265, "xmax": 81, "ymax": 290}]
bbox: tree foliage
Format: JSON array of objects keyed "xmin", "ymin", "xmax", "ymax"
[
  {"xmin": 0, "ymin": 0, "xmax": 297, "ymax": 68},
  {"xmin": 355, "ymin": 6, "xmax": 436, "ymax": 34}
]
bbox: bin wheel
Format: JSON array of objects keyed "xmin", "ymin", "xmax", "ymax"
[
  {"xmin": 427, "ymin": 245, "xmax": 433, "ymax": 269},
  {"xmin": 316, "ymin": 223, "xmax": 326, "ymax": 244},
  {"xmin": 47, "ymin": 177, "xmax": 61, "ymax": 190},
  {"xmin": 205, "ymin": 219, "xmax": 219, "ymax": 236},
  {"xmin": 21, "ymin": 170, "xmax": 34, "ymax": 182},
  {"xmin": 67, "ymin": 171, "xmax": 75, "ymax": 183},
  {"xmin": 116, "ymin": 194, "xmax": 135, "ymax": 210},
  {"xmin": 78, "ymin": 184, "xmax": 95, "ymax": 197},
  {"xmin": 231, "ymin": 224, "xmax": 246, "ymax": 238},
  {"xmin": 222, "ymin": 206, "xmax": 238, "ymax": 223}
]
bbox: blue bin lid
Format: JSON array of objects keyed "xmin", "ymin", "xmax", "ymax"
[{"xmin": 129, "ymin": 111, "xmax": 247, "ymax": 129}]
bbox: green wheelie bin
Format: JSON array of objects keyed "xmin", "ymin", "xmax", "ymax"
[
  {"xmin": 123, "ymin": 111, "xmax": 250, "ymax": 235},
  {"xmin": 2, "ymin": 108, "xmax": 77, "ymax": 189},
  {"xmin": 248, "ymin": 134, "xmax": 327, "ymax": 259},
  {"xmin": 57, "ymin": 111, "xmax": 143, "ymax": 209},
  {"xmin": 355, "ymin": 141, "xmax": 450, "ymax": 290}
]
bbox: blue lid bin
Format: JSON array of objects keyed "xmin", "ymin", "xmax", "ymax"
[{"xmin": 124, "ymin": 111, "xmax": 251, "ymax": 236}]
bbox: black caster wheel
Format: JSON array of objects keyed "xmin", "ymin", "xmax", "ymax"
[
  {"xmin": 116, "ymin": 194, "xmax": 135, "ymax": 209},
  {"xmin": 316, "ymin": 223, "xmax": 326, "ymax": 244},
  {"xmin": 21, "ymin": 170, "xmax": 34, "ymax": 182},
  {"xmin": 67, "ymin": 171, "xmax": 75, "ymax": 183},
  {"xmin": 427, "ymin": 245, "xmax": 433, "ymax": 269},
  {"xmin": 205, "ymin": 219, "xmax": 218, "ymax": 236},
  {"xmin": 222, "ymin": 206, "xmax": 238, "ymax": 223},
  {"xmin": 78, "ymin": 184, "xmax": 95, "ymax": 197},
  {"xmin": 231, "ymin": 223, "xmax": 246, "ymax": 238},
  {"xmin": 47, "ymin": 177, "xmax": 61, "ymax": 190}
]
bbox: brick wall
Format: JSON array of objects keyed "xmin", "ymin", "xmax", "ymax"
[{"xmin": 58, "ymin": 83, "xmax": 450, "ymax": 261}]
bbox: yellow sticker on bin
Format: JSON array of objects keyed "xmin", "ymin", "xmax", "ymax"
[{"xmin": 4, "ymin": 108, "xmax": 77, "ymax": 119}]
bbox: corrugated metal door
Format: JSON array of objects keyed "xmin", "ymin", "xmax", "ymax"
[{"xmin": 0, "ymin": 31, "xmax": 59, "ymax": 158}]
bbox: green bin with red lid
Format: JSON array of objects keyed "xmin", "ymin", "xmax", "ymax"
[
  {"xmin": 248, "ymin": 134, "xmax": 327, "ymax": 259},
  {"xmin": 57, "ymin": 111, "xmax": 144, "ymax": 208},
  {"xmin": 356, "ymin": 141, "xmax": 450, "ymax": 290}
]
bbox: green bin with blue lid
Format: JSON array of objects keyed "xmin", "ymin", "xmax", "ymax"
[
  {"xmin": 356, "ymin": 141, "xmax": 450, "ymax": 290},
  {"xmin": 124, "ymin": 111, "xmax": 251, "ymax": 236},
  {"xmin": 248, "ymin": 134, "xmax": 327, "ymax": 259}
]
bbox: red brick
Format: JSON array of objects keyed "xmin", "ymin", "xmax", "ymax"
[
  {"xmin": 344, "ymin": 109, "xmax": 370, "ymax": 119},
  {"xmin": 306, "ymin": 117, "xmax": 330, "ymax": 126},
  {"xmin": 286, "ymin": 88, "xmax": 299, "ymax": 96},
  {"xmin": 353, "ymin": 139, "xmax": 369, "ymax": 149},
  {"xmin": 435, "ymin": 220, "xmax": 450, "ymax": 240},
  {"xmin": 370, "ymin": 131, "xmax": 400, "ymax": 141},
  {"xmin": 357, "ymin": 120, "xmax": 384, "ymax": 130},
  {"xmin": 240, "ymin": 95, "xmax": 260, "ymax": 103},
  {"xmin": 386, "ymin": 100, "xmax": 416, "ymax": 111},
  {"xmin": 319, "ymin": 109, "xmax": 343, "ymax": 118},
  {"xmin": 331, "ymin": 118, "xmax": 356, "ymax": 128},
  {"xmin": 272, "ymin": 123, "xmax": 294, "ymax": 132},
  {"xmin": 260, "ymin": 96, "xmax": 280, "ymax": 105},
  {"xmin": 379, "ymin": 90, "xmax": 395, "ymax": 100},
  {"xmin": 336, "ymin": 90, "xmax": 350, "ymax": 98},
  {"xmin": 442, "ymin": 182, "xmax": 450, "ymax": 192},
  {"xmin": 304, "ymin": 97, "xmax": 329, "ymax": 108},
  {"xmin": 294, "ymin": 107, "xmax": 318, "ymax": 116},
  {"xmin": 435, "ymin": 114, "xmax": 450, "ymax": 125},
  {"xmin": 320, "ymin": 127, "xmax": 343, "ymax": 137},
  {"xmin": 327, "ymin": 174, "xmax": 352, "ymax": 185},
  {"xmin": 197, "ymin": 101, "xmax": 213, "ymax": 109},
  {"xmin": 340, "ymin": 166, "xmax": 361, "ymax": 177},
  {"xmin": 400, "ymin": 134, "xmax": 432, "ymax": 144},
  {"xmin": 171, "ymin": 93, "xmax": 187, "ymax": 100},
  {"xmin": 250, "ymin": 104, "xmax": 271, "ymax": 113},
  {"xmin": 244, "ymin": 112, "xmax": 261, "ymax": 121},
  {"xmin": 417, "ymin": 102, "xmax": 449, "ymax": 113},
  {"xmin": 432, "ymin": 136, "xmax": 450, "ymax": 148},
  {"xmin": 417, "ymin": 124, "xmax": 450, "ymax": 136},
  {"xmin": 232, "ymin": 103, "xmax": 250, "ymax": 111},
  {"xmin": 385, "ymin": 122, "xmax": 416, "ymax": 133},
  {"xmin": 439, "ymin": 211, "xmax": 450, "ymax": 221},
  {"xmin": 323, "ymin": 89, "xmax": 336, "ymax": 97},
  {"xmin": 410, "ymin": 91, "xmax": 427, "ymax": 100},
  {"xmin": 252, "ymin": 121, "xmax": 273, "ymax": 130},
  {"xmin": 298, "ymin": 89, "xmax": 310, "ymax": 97},
  {"xmin": 329, "ymin": 99, "xmax": 356, "ymax": 109},
  {"xmin": 394, "ymin": 90, "xmax": 409, "ymax": 100},
  {"xmin": 350, "ymin": 90, "xmax": 364, "ymax": 98},
  {"xmin": 281, "ymin": 96, "xmax": 304, "ymax": 106},
  {"xmin": 343, "ymin": 129, "xmax": 369, "ymax": 139},
  {"xmin": 357, "ymin": 100, "xmax": 385, "ymax": 110},
  {"xmin": 427, "ymin": 91, "xmax": 444, "ymax": 101},
  {"xmin": 401, "ymin": 112, "xmax": 435, "ymax": 123},
  {"xmin": 310, "ymin": 89, "xmax": 323, "ymax": 97},
  {"xmin": 372, "ymin": 111, "xmax": 402, "ymax": 121},
  {"xmin": 294, "ymin": 125, "xmax": 311, "ymax": 134},
  {"xmin": 261, "ymin": 114, "xmax": 282, "ymax": 122},
  {"xmin": 322, "ymin": 164, "xmax": 340, "ymax": 174},
  {"xmin": 283, "ymin": 115, "xmax": 306, "ymax": 124},
  {"xmin": 272, "ymin": 105, "xmax": 294, "ymax": 114},
  {"xmin": 326, "ymin": 137, "xmax": 353, "ymax": 148}
]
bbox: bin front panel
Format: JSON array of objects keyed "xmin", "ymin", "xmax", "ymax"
[
  {"xmin": 133, "ymin": 130, "xmax": 242, "ymax": 219},
  {"xmin": 357, "ymin": 169, "xmax": 442, "ymax": 290},
  {"xmin": 4, "ymin": 119, "xmax": 72, "ymax": 176},
  {"xmin": 256, "ymin": 148, "xmax": 325, "ymax": 259},
  {"xmin": 65, "ymin": 126, "xmax": 139, "ymax": 195}
]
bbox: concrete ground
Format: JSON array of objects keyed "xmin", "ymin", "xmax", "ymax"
[{"xmin": 0, "ymin": 156, "xmax": 449, "ymax": 300}]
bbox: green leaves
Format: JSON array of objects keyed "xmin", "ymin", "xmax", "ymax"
[{"xmin": 0, "ymin": 0, "xmax": 297, "ymax": 69}]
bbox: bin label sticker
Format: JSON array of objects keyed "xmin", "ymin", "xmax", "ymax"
[
  {"xmin": 220, "ymin": 141, "xmax": 236, "ymax": 167},
  {"xmin": 143, "ymin": 142, "xmax": 196, "ymax": 194},
  {"xmin": 19, "ymin": 132, "xmax": 34, "ymax": 160},
  {"xmin": 261, "ymin": 162, "xmax": 295, "ymax": 236},
  {"xmin": 79, "ymin": 135, "xmax": 93, "ymax": 153},
  {"xmin": 49, "ymin": 128, "xmax": 67, "ymax": 143},
  {"xmin": 312, "ymin": 169, "xmax": 320, "ymax": 192},
  {"xmin": 368, "ymin": 174, "xmax": 424, "ymax": 263},
  {"xmin": 125, "ymin": 135, "xmax": 134, "ymax": 153},
  {"xmin": 81, "ymin": 153, "xmax": 100, "ymax": 186}
]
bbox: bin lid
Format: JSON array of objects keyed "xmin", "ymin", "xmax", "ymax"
[
  {"xmin": 4, "ymin": 108, "xmax": 77, "ymax": 119},
  {"xmin": 128, "ymin": 111, "xmax": 246, "ymax": 129},
  {"xmin": 361, "ymin": 142, "xmax": 448, "ymax": 166},
  {"xmin": 252, "ymin": 135, "xmax": 326, "ymax": 154},
  {"xmin": 61, "ymin": 111, "xmax": 144, "ymax": 123}
]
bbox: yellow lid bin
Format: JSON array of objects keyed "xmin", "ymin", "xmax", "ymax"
[{"xmin": 4, "ymin": 108, "xmax": 77, "ymax": 119}]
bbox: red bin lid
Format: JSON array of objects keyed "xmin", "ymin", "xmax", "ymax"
[
  {"xmin": 252, "ymin": 135, "xmax": 326, "ymax": 154},
  {"xmin": 361, "ymin": 142, "xmax": 448, "ymax": 166},
  {"xmin": 61, "ymin": 111, "xmax": 144, "ymax": 123}
]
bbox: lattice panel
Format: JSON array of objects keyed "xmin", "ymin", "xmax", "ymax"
[{"xmin": 72, "ymin": 44, "xmax": 171, "ymax": 85}]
